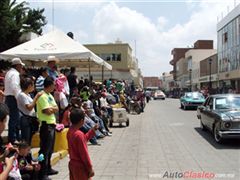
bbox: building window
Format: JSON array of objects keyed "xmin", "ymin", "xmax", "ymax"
[
  {"xmin": 223, "ymin": 32, "xmax": 228, "ymax": 43},
  {"xmin": 100, "ymin": 53, "xmax": 121, "ymax": 61},
  {"xmin": 117, "ymin": 54, "xmax": 121, "ymax": 61}
]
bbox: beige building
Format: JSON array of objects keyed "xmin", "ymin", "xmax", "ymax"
[
  {"xmin": 176, "ymin": 57, "xmax": 188, "ymax": 89},
  {"xmin": 85, "ymin": 42, "xmax": 142, "ymax": 87},
  {"xmin": 185, "ymin": 49, "xmax": 217, "ymax": 91},
  {"xmin": 176, "ymin": 49, "xmax": 216, "ymax": 91},
  {"xmin": 170, "ymin": 40, "xmax": 216, "ymax": 92},
  {"xmin": 199, "ymin": 54, "xmax": 218, "ymax": 90},
  {"xmin": 160, "ymin": 73, "xmax": 174, "ymax": 92}
]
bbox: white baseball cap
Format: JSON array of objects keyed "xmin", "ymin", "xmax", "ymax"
[{"xmin": 11, "ymin": 57, "xmax": 25, "ymax": 66}]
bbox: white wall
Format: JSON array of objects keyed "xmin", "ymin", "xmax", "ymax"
[{"xmin": 185, "ymin": 49, "xmax": 217, "ymax": 89}]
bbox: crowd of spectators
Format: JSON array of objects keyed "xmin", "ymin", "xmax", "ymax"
[{"xmin": 0, "ymin": 56, "xmax": 143, "ymax": 180}]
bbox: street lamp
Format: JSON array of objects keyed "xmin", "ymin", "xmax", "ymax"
[
  {"xmin": 208, "ymin": 58, "xmax": 212, "ymax": 94},
  {"xmin": 189, "ymin": 69, "xmax": 192, "ymax": 92}
]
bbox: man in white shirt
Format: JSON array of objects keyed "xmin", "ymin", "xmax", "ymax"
[
  {"xmin": 100, "ymin": 92, "xmax": 113, "ymax": 118},
  {"xmin": 4, "ymin": 57, "xmax": 24, "ymax": 143}
]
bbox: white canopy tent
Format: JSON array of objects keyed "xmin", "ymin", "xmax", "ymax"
[{"xmin": 0, "ymin": 30, "xmax": 112, "ymax": 72}]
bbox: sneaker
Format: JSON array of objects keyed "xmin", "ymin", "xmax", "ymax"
[
  {"xmin": 91, "ymin": 142, "xmax": 101, "ymax": 146},
  {"xmin": 47, "ymin": 169, "xmax": 59, "ymax": 176},
  {"xmin": 97, "ymin": 134, "xmax": 105, "ymax": 139},
  {"xmin": 106, "ymin": 132, "xmax": 112, "ymax": 136}
]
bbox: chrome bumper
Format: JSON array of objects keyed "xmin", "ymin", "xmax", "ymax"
[{"xmin": 219, "ymin": 130, "xmax": 240, "ymax": 138}]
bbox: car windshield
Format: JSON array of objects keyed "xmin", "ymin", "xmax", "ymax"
[
  {"xmin": 185, "ymin": 92, "xmax": 204, "ymax": 99},
  {"xmin": 215, "ymin": 96, "xmax": 240, "ymax": 110}
]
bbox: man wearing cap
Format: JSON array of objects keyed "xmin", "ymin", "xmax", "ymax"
[
  {"xmin": 4, "ymin": 57, "xmax": 25, "ymax": 143},
  {"xmin": 45, "ymin": 55, "xmax": 59, "ymax": 80}
]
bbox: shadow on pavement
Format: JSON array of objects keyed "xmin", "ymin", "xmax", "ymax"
[
  {"xmin": 194, "ymin": 127, "xmax": 240, "ymax": 149},
  {"xmin": 179, "ymin": 107, "xmax": 198, "ymax": 111},
  {"xmin": 110, "ymin": 125, "xmax": 128, "ymax": 128}
]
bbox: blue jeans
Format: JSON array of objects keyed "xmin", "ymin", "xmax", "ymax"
[
  {"xmin": 84, "ymin": 120, "xmax": 102, "ymax": 137},
  {"xmin": 91, "ymin": 115, "xmax": 107, "ymax": 133},
  {"xmin": 5, "ymin": 96, "xmax": 20, "ymax": 143},
  {"xmin": 80, "ymin": 124, "xmax": 98, "ymax": 144}
]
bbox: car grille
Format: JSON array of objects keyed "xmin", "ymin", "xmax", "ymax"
[
  {"xmin": 230, "ymin": 122, "xmax": 240, "ymax": 129},
  {"xmin": 190, "ymin": 102, "xmax": 203, "ymax": 105}
]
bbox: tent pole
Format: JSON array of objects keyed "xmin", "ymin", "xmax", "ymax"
[
  {"xmin": 102, "ymin": 65, "xmax": 104, "ymax": 83},
  {"xmin": 88, "ymin": 58, "xmax": 91, "ymax": 81}
]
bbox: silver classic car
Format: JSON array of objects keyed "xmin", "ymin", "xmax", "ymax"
[{"xmin": 197, "ymin": 94, "xmax": 240, "ymax": 143}]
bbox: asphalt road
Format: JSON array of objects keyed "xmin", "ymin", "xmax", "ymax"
[{"xmin": 52, "ymin": 98, "xmax": 240, "ymax": 180}]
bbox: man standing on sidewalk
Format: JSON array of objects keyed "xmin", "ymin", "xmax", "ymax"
[
  {"xmin": 67, "ymin": 67, "xmax": 78, "ymax": 97},
  {"xmin": 4, "ymin": 58, "xmax": 24, "ymax": 143},
  {"xmin": 37, "ymin": 76, "xmax": 59, "ymax": 180}
]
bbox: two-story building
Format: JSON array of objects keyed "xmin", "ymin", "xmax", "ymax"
[
  {"xmin": 171, "ymin": 40, "xmax": 216, "ymax": 91},
  {"xmin": 85, "ymin": 41, "xmax": 142, "ymax": 87}
]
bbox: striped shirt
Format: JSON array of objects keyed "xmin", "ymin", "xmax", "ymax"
[{"xmin": 35, "ymin": 75, "xmax": 45, "ymax": 92}]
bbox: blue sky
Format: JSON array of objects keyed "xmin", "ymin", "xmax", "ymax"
[{"xmin": 18, "ymin": 0, "xmax": 239, "ymax": 76}]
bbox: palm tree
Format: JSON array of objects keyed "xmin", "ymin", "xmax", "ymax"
[{"xmin": 0, "ymin": 0, "xmax": 47, "ymax": 52}]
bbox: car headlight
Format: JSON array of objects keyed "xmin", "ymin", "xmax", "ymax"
[{"xmin": 224, "ymin": 122, "xmax": 232, "ymax": 129}]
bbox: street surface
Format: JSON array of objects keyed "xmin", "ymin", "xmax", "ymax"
[{"xmin": 52, "ymin": 98, "xmax": 240, "ymax": 180}]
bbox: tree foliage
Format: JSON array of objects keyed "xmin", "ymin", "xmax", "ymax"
[{"xmin": 0, "ymin": 0, "xmax": 47, "ymax": 52}]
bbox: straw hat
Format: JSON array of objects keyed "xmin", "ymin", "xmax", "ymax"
[{"xmin": 44, "ymin": 55, "xmax": 59, "ymax": 63}]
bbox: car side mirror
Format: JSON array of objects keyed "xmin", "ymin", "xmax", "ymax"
[{"xmin": 207, "ymin": 105, "xmax": 214, "ymax": 110}]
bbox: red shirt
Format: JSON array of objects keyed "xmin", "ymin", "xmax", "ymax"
[{"xmin": 67, "ymin": 127, "xmax": 95, "ymax": 171}]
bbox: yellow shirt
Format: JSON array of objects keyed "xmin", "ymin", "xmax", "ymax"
[{"xmin": 36, "ymin": 91, "xmax": 57, "ymax": 124}]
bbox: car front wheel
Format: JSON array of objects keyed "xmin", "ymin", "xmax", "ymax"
[
  {"xmin": 126, "ymin": 118, "xmax": 129, "ymax": 127},
  {"xmin": 200, "ymin": 121, "xmax": 207, "ymax": 131},
  {"xmin": 183, "ymin": 104, "xmax": 187, "ymax": 110},
  {"xmin": 214, "ymin": 122, "xmax": 223, "ymax": 143}
]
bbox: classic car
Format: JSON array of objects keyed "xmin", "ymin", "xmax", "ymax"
[
  {"xmin": 197, "ymin": 94, "xmax": 240, "ymax": 143},
  {"xmin": 153, "ymin": 90, "xmax": 166, "ymax": 100},
  {"xmin": 180, "ymin": 92, "xmax": 205, "ymax": 110}
]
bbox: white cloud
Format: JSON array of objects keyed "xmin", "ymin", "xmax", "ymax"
[
  {"xmin": 22, "ymin": 0, "xmax": 240, "ymax": 76},
  {"xmin": 43, "ymin": 23, "xmax": 89, "ymax": 42},
  {"xmin": 90, "ymin": 0, "xmax": 238, "ymax": 76},
  {"xmin": 74, "ymin": 30, "xmax": 89, "ymax": 42},
  {"xmin": 157, "ymin": 16, "xmax": 168, "ymax": 31}
]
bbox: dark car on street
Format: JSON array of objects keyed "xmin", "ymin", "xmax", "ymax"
[{"xmin": 197, "ymin": 94, "xmax": 240, "ymax": 143}]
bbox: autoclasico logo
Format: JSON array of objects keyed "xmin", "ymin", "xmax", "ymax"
[
  {"xmin": 149, "ymin": 171, "xmax": 235, "ymax": 179},
  {"xmin": 163, "ymin": 171, "xmax": 214, "ymax": 179}
]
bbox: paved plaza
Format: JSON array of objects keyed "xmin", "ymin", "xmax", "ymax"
[{"xmin": 52, "ymin": 99, "xmax": 240, "ymax": 180}]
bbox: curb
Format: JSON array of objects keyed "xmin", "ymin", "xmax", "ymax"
[
  {"xmin": 31, "ymin": 148, "xmax": 68, "ymax": 166},
  {"xmin": 59, "ymin": 150, "xmax": 68, "ymax": 159}
]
